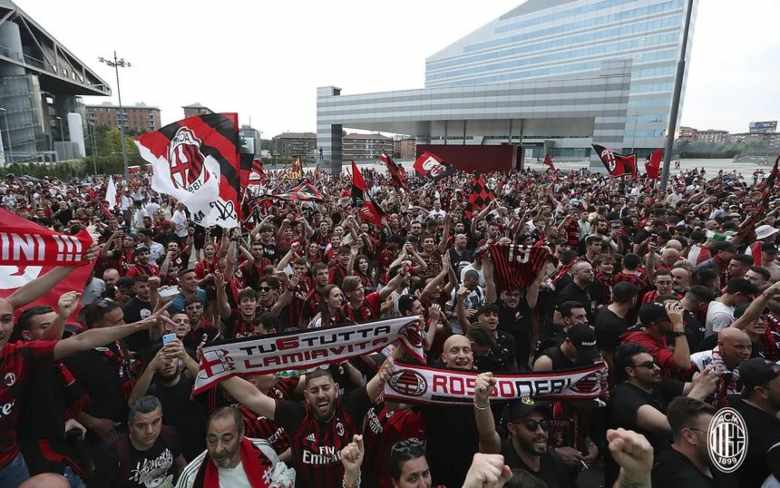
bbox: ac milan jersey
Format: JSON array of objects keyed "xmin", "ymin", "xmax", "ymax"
[
  {"xmin": 0, "ymin": 340, "xmax": 57, "ymax": 468},
  {"xmin": 363, "ymin": 406, "xmax": 425, "ymax": 488},
  {"xmin": 240, "ymin": 377, "xmax": 298, "ymax": 455},
  {"xmin": 488, "ymin": 244, "xmax": 549, "ymax": 291},
  {"xmin": 274, "ymin": 387, "xmax": 372, "ymax": 488}
]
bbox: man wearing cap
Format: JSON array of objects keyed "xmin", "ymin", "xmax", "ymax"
[
  {"xmin": 459, "ymin": 303, "xmax": 516, "ymax": 373},
  {"xmin": 622, "ymin": 302, "xmax": 691, "ymax": 376},
  {"xmin": 747, "ymin": 224, "xmax": 779, "ymax": 266},
  {"xmin": 534, "ymin": 323, "xmax": 600, "ymax": 372},
  {"xmin": 697, "ymin": 241, "xmax": 737, "ymax": 287},
  {"xmin": 730, "ymin": 358, "xmax": 780, "ymax": 487},
  {"xmin": 126, "ymin": 245, "xmax": 160, "ymax": 279}
]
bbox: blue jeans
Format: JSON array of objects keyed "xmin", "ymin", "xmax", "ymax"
[
  {"xmin": 0, "ymin": 452, "xmax": 29, "ymax": 487},
  {"xmin": 63, "ymin": 466, "xmax": 86, "ymax": 488}
]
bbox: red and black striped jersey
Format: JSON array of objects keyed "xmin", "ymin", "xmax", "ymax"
[
  {"xmin": 239, "ymin": 377, "xmax": 299, "ymax": 455},
  {"xmin": 0, "ymin": 340, "xmax": 56, "ymax": 468},
  {"xmin": 362, "ymin": 405, "xmax": 425, "ymax": 488},
  {"xmin": 488, "ymin": 244, "xmax": 550, "ymax": 291},
  {"xmin": 274, "ymin": 387, "xmax": 372, "ymax": 488}
]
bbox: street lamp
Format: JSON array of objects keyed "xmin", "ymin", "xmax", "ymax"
[
  {"xmin": 88, "ymin": 123, "xmax": 98, "ymax": 176},
  {"xmin": 98, "ymin": 51, "xmax": 131, "ymax": 181},
  {"xmin": 0, "ymin": 107, "xmax": 12, "ymax": 164}
]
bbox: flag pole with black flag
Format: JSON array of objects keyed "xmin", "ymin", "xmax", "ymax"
[
  {"xmin": 592, "ymin": 144, "xmax": 637, "ymax": 178},
  {"xmin": 351, "ymin": 161, "xmax": 384, "ymax": 226}
]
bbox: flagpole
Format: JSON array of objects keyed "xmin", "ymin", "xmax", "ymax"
[{"xmin": 660, "ymin": 0, "xmax": 695, "ymax": 194}]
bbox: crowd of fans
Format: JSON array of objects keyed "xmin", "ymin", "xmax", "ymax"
[{"xmin": 1, "ymin": 163, "xmax": 780, "ymax": 488}]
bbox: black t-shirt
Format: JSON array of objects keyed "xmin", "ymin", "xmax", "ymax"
[
  {"xmin": 111, "ymin": 426, "xmax": 181, "ymax": 488},
  {"xmin": 594, "ymin": 308, "xmax": 632, "ymax": 353},
  {"xmin": 147, "ymin": 373, "xmax": 207, "ymax": 462},
  {"xmin": 556, "ymin": 283, "xmax": 593, "ymax": 322},
  {"xmin": 502, "ymin": 439, "xmax": 568, "ymax": 488},
  {"xmin": 474, "ymin": 330, "xmax": 517, "ymax": 373},
  {"xmin": 64, "ymin": 348, "xmax": 128, "ymax": 424},
  {"xmin": 684, "ymin": 310, "xmax": 707, "ymax": 353},
  {"xmin": 730, "ymin": 398, "xmax": 780, "ymax": 488},
  {"xmin": 498, "ymin": 300, "xmax": 533, "ymax": 370},
  {"xmin": 123, "ymin": 298, "xmax": 153, "ymax": 352},
  {"xmin": 422, "ymin": 402, "xmax": 478, "ymax": 487},
  {"xmin": 652, "ymin": 448, "xmax": 718, "ymax": 488}
]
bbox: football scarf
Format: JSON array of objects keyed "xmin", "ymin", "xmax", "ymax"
[
  {"xmin": 194, "ymin": 316, "xmax": 425, "ymax": 393},
  {"xmin": 135, "ymin": 113, "xmax": 242, "ymax": 228},
  {"xmin": 383, "ymin": 363, "xmax": 606, "ymax": 406},
  {"xmin": 193, "ymin": 438, "xmax": 271, "ymax": 488}
]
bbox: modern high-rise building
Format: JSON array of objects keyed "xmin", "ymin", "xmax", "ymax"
[
  {"xmin": 0, "ymin": 0, "xmax": 110, "ymax": 163},
  {"xmin": 318, "ymin": 0, "xmax": 697, "ymax": 171}
]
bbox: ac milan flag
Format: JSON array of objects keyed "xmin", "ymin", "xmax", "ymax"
[
  {"xmin": 0, "ymin": 209, "xmax": 94, "ymax": 321},
  {"xmin": 592, "ymin": 144, "xmax": 637, "ymax": 178},
  {"xmin": 645, "ymin": 149, "xmax": 663, "ymax": 179},
  {"xmin": 414, "ymin": 151, "xmax": 455, "ymax": 180},
  {"xmin": 465, "ymin": 174, "xmax": 495, "ymax": 218},
  {"xmin": 266, "ymin": 181, "xmax": 323, "ymax": 202},
  {"xmin": 135, "ymin": 113, "xmax": 242, "ymax": 228},
  {"xmin": 351, "ymin": 161, "xmax": 384, "ymax": 226},
  {"xmin": 543, "ymin": 154, "xmax": 556, "ymax": 171},
  {"xmin": 379, "ymin": 152, "xmax": 408, "ymax": 190}
]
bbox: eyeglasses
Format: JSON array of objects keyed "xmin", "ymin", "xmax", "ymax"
[
  {"xmin": 258, "ymin": 286, "xmax": 272, "ymax": 293},
  {"xmin": 522, "ymin": 419, "xmax": 549, "ymax": 431},
  {"xmin": 633, "ymin": 361, "xmax": 658, "ymax": 369}
]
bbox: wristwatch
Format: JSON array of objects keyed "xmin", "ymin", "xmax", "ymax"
[{"xmin": 671, "ymin": 331, "xmax": 687, "ymax": 338}]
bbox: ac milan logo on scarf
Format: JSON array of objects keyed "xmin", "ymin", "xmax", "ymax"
[
  {"xmin": 567, "ymin": 372, "xmax": 600, "ymax": 394},
  {"xmin": 388, "ymin": 369, "xmax": 428, "ymax": 397},
  {"xmin": 168, "ymin": 127, "xmax": 211, "ymax": 190}
]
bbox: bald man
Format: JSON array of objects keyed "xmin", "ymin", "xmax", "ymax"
[
  {"xmin": 0, "ymin": 255, "xmax": 164, "ymax": 484},
  {"xmin": 691, "ymin": 327, "xmax": 752, "ymax": 407},
  {"xmin": 19, "ymin": 473, "xmax": 69, "ymax": 488},
  {"xmin": 557, "ymin": 261, "xmax": 595, "ymax": 322}
]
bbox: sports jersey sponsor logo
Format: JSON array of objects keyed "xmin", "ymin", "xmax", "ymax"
[
  {"xmin": 302, "ymin": 445, "xmax": 340, "ymax": 465},
  {"xmin": 708, "ymin": 407, "xmax": 748, "ymax": 473}
]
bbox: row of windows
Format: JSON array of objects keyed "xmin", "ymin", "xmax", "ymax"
[
  {"xmin": 428, "ymin": 32, "xmax": 679, "ymax": 83},
  {"xmin": 626, "ymin": 128, "xmax": 667, "ymax": 137},
  {"xmin": 626, "ymin": 112, "xmax": 666, "ymax": 124},
  {"xmin": 632, "ymin": 64, "xmax": 676, "ymax": 78},
  {"xmin": 429, "ymin": 9, "xmax": 682, "ymax": 71},
  {"xmin": 630, "ymin": 81, "xmax": 674, "ymax": 94},
  {"xmin": 495, "ymin": 0, "xmax": 684, "ymax": 35}
]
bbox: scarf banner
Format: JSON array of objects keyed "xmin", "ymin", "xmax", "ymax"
[
  {"xmin": 0, "ymin": 208, "xmax": 93, "ymax": 267},
  {"xmin": 383, "ymin": 363, "xmax": 606, "ymax": 406},
  {"xmin": 194, "ymin": 316, "xmax": 424, "ymax": 393}
]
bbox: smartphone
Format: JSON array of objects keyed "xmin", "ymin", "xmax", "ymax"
[{"xmin": 162, "ymin": 333, "xmax": 177, "ymax": 346}]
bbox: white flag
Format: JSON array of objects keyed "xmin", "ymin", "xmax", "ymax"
[{"xmin": 105, "ymin": 176, "xmax": 117, "ymax": 209}]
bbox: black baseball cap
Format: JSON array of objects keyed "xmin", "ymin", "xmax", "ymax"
[
  {"xmin": 565, "ymin": 324, "xmax": 599, "ymax": 363},
  {"xmin": 476, "ymin": 303, "xmax": 499, "ymax": 317},
  {"xmin": 638, "ymin": 303, "xmax": 669, "ymax": 326},
  {"xmin": 508, "ymin": 397, "xmax": 549, "ymax": 421},
  {"xmin": 739, "ymin": 358, "xmax": 780, "ymax": 391}
]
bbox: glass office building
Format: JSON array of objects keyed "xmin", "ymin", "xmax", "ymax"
[{"xmin": 317, "ymin": 0, "xmax": 697, "ymax": 168}]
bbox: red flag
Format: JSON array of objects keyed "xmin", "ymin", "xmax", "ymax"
[
  {"xmin": 135, "ymin": 113, "xmax": 242, "ymax": 227},
  {"xmin": 645, "ymin": 149, "xmax": 663, "ymax": 179},
  {"xmin": 0, "ymin": 209, "xmax": 95, "ymax": 321},
  {"xmin": 414, "ymin": 151, "xmax": 451, "ymax": 179},
  {"xmin": 351, "ymin": 162, "xmax": 384, "ymax": 226},
  {"xmin": 543, "ymin": 154, "xmax": 556, "ymax": 171},
  {"xmin": 379, "ymin": 152, "xmax": 408, "ymax": 190},
  {"xmin": 592, "ymin": 144, "xmax": 636, "ymax": 178}
]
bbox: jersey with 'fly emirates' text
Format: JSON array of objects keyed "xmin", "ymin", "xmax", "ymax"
[
  {"xmin": 274, "ymin": 386, "xmax": 372, "ymax": 488},
  {"xmin": 0, "ymin": 340, "xmax": 57, "ymax": 468}
]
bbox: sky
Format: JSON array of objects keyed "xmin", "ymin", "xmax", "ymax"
[{"xmin": 15, "ymin": 0, "xmax": 780, "ymax": 137}]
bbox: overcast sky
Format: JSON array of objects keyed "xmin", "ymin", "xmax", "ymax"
[{"xmin": 17, "ymin": 0, "xmax": 780, "ymax": 136}]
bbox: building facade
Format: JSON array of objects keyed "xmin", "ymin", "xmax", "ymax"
[
  {"xmin": 393, "ymin": 137, "xmax": 416, "ymax": 160},
  {"xmin": 272, "ymin": 132, "xmax": 317, "ymax": 162},
  {"xmin": 86, "ymin": 102, "xmax": 160, "ymax": 133},
  {"xmin": 696, "ymin": 129, "xmax": 728, "ymax": 144},
  {"xmin": 239, "ymin": 125, "xmax": 262, "ymax": 156},
  {"xmin": 182, "ymin": 103, "xmax": 212, "ymax": 118},
  {"xmin": 0, "ymin": 0, "xmax": 110, "ymax": 163},
  {"xmin": 318, "ymin": 0, "xmax": 698, "ymax": 171},
  {"xmin": 343, "ymin": 132, "xmax": 393, "ymax": 162}
]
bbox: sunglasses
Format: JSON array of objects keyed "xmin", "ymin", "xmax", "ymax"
[
  {"xmin": 522, "ymin": 419, "xmax": 549, "ymax": 431},
  {"xmin": 258, "ymin": 286, "xmax": 272, "ymax": 293},
  {"xmin": 633, "ymin": 360, "xmax": 658, "ymax": 369}
]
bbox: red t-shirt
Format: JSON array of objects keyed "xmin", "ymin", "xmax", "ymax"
[
  {"xmin": 343, "ymin": 292, "xmax": 381, "ymax": 324},
  {"xmin": 0, "ymin": 340, "xmax": 57, "ymax": 467},
  {"xmin": 621, "ymin": 330, "xmax": 685, "ymax": 375}
]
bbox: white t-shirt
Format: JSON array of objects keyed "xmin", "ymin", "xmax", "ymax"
[
  {"xmin": 705, "ymin": 301, "xmax": 735, "ymax": 336},
  {"xmin": 171, "ymin": 210, "xmax": 189, "ymax": 238},
  {"xmin": 218, "ymin": 462, "xmax": 252, "ymax": 488}
]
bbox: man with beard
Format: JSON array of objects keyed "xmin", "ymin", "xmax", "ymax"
[
  {"xmin": 123, "ymin": 276, "xmax": 156, "ymax": 352},
  {"xmin": 651, "ymin": 397, "xmax": 719, "ymax": 487},
  {"xmin": 557, "ymin": 261, "xmax": 595, "ymax": 322},
  {"xmin": 622, "ymin": 303, "xmax": 692, "ymax": 376},
  {"xmin": 128, "ymin": 339, "xmax": 206, "ymax": 462},
  {"xmin": 220, "ymin": 359, "xmax": 392, "ymax": 488},
  {"xmin": 109, "ymin": 396, "xmax": 186, "ymax": 488},
  {"xmin": 126, "ymin": 245, "xmax": 160, "ymax": 278},
  {"xmin": 729, "ymin": 358, "xmax": 780, "ymax": 487},
  {"xmin": 671, "ymin": 266, "xmax": 692, "ymax": 295},
  {"xmin": 176, "ymin": 407, "xmax": 294, "ymax": 488}
]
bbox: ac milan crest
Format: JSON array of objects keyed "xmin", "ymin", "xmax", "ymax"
[
  {"xmin": 168, "ymin": 127, "xmax": 211, "ymax": 190},
  {"xmin": 600, "ymin": 149, "xmax": 616, "ymax": 173}
]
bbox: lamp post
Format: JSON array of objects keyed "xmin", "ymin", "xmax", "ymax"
[
  {"xmin": 88, "ymin": 123, "xmax": 98, "ymax": 175},
  {"xmin": 0, "ymin": 107, "xmax": 12, "ymax": 164},
  {"xmin": 99, "ymin": 51, "xmax": 131, "ymax": 181},
  {"xmin": 659, "ymin": 0, "xmax": 695, "ymax": 193}
]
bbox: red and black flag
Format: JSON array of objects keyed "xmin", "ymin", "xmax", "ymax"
[
  {"xmin": 249, "ymin": 159, "xmax": 266, "ymax": 185},
  {"xmin": 414, "ymin": 151, "xmax": 456, "ymax": 180},
  {"xmin": 464, "ymin": 174, "xmax": 495, "ymax": 218},
  {"xmin": 592, "ymin": 144, "xmax": 637, "ymax": 178},
  {"xmin": 645, "ymin": 149, "xmax": 663, "ymax": 179},
  {"xmin": 380, "ymin": 152, "xmax": 408, "ymax": 190},
  {"xmin": 543, "ymin": 153, "xmax": 556, "ymax": 171},
  {"xmin": 760, "ymin": 155, "xmax": 780, "ymax": 210},
  {"xmin": 136, "ymin": 113, "xmax": 242, "ymax": 228},
  {"xmin": 351, "ymin": 161, "xmax": 385, "ymax": 226},
  {"xmin": 267, "ymin": 181, "xmax": 323, "ymax": 202}
]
